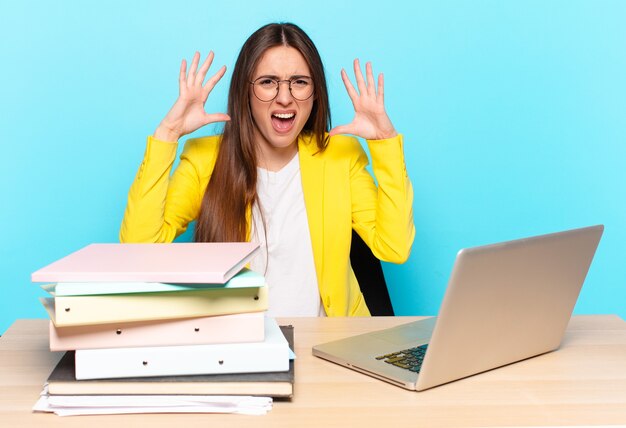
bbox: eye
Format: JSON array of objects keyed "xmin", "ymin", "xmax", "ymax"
[
  {"xmin": 257, "ymin": 78, "xmax": 276, "ymax": 88},
  {"xmin": 291, "ymin": 78, "xmax": 311, "ymax": 88}
]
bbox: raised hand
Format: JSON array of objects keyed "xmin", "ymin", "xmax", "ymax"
[
  {"xmin": 154, "ymin": 51, "xmax": 230, "ymax": 142},
  {"xmin": 329, "ymin": 59, "xmax": 397, "ymax": 140}
]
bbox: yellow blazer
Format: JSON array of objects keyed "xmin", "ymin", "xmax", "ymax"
[{"xmin": 120, "ymin": 133, "xmax": 415, "ymax": 316}]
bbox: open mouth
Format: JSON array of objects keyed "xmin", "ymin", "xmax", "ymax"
[{"xmin": 271, "ymin": 112, "xmax": 296, "ymax": 133}]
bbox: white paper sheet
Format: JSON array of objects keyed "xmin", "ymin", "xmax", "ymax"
[{"xmin": 33, "ymin": 387, "xmax": 272, "ymax": 416}]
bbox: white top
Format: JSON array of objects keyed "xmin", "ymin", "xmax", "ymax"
[{"xmin": 250, "ymin": 153, "xmax": 325, "ymax": 317}]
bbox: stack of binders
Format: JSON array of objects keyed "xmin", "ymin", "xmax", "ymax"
[{"xmin": 31, "ymin": 243, "xmax": 294, "ymax": 402}]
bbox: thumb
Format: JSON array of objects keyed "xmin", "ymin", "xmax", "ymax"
[
  {"xmin": 328, "ymin": 123, "xmax": 355, "ymax": 137},
  {"xmin": 204, "ymin": 113, "xmax": 231, "ymax": 125}
]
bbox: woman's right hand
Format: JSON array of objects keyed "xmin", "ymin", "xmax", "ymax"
[{"xmin": 154, "ymin": 51, "xmax": 231, "ymax": 142}]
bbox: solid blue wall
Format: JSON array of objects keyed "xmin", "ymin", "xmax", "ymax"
[{"xmin": 1, "ymin": 1, "xmax": 624, "ymax": 333}]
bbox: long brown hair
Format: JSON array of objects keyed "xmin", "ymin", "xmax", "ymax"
[{"xmin": 195, "ymin": 23, "xmax": 331, "ymax": 242}]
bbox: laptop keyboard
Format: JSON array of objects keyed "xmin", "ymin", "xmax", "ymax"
[{"xmin": 375, "ymin": 344, "xmax": 429, "ymax": 373}]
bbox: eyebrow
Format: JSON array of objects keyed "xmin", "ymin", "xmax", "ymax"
[{"xmin": 254, "ymin": 74, "xmax": 312, "ymax": 80}]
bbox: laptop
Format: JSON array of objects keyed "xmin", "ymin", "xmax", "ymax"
[{"xmin": 313, "ymin": 225, "xmax": 604, "ymax": 391}]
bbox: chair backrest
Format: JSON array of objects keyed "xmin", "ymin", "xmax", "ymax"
[{"xmin": 349, "ymin": 230, "xmax": 395, "ymax": 316}]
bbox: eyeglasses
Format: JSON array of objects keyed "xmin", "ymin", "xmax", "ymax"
[{"xmin": 250, "ymin": 76, "xmax": 314, "ymax": 102}]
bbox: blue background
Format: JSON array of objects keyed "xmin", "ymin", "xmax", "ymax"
[{"xmin": 1, "ymin": 1, "xmax": 624, "ymax": 333}]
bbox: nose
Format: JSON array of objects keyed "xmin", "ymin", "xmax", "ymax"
[{"xmin": 275, "ymin": 80, "xmax": 293, "ymax": 105}]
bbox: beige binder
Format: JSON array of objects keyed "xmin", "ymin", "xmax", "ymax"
[{"xmin": 41, "ymin": 286, "xmax": 268, "ymax": 327}]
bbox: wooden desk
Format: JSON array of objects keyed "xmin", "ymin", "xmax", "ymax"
[{"xmin": 1, "ymin": 316, "xmax": 626, "ymax": 427}]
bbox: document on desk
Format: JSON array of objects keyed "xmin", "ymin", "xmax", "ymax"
[
  {"xmin": 40, "ymin": 285, "xmax": 269, "ymax": 327},
  {"xmin": 33, "ymin": 389, "xmax": 273, "ymax": 416},
  {"xmin": 49, "ymin": 268, "xmax": 266, "ymax": 296},
  {"xmin": 31, "ymin": 242, "xmax": 261, "ymax": 284},
  {"xmin": 73, "ymin": 317, "xmax": 289, "ymax": 380}
]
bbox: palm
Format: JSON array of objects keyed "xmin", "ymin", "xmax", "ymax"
[
  {"xmin": 329, "ymin": 59, "xmax": 396, "ymax": 140},
  {"xmin": 344, "ymin": 98, "xmax": 390, "ymax": 139},
  {"xmin": 158, "ymin": 51, "xmax": 230, "ymax": 140},
  {"xmin": 167, "ymin": 94, "xmax": 214, "ymax": 136}
]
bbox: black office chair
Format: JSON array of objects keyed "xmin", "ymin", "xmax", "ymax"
[{"xmin": 349, "ymin": 230, "xmax": 395, "ymax": 316}]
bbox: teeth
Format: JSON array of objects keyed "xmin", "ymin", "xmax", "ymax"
[{"xmin": 273, "ymin": 113, "xmax": 295, "ymax": 119}]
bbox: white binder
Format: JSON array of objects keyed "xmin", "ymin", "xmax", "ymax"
[{"xmin": 75, "ymin": 318, "xmax": 289, "ymax": 380}]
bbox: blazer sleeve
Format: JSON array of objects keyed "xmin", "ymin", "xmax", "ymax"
[
  {"xmin": 350, "ymin": 134, "xmax": 415, "ymax": 263},
  {"xmin": 119, "ymin": 136, "xmax": 211, "ymax": 243}
]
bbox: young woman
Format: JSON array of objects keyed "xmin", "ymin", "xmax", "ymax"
[{"xmin": 120, "ymin": 23, "xmax": 415, "ymax": 317}]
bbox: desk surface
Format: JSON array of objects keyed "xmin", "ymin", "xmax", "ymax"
[{"xmin": 1, "ymin": 315, "xmax": 626, "ymax": 427}]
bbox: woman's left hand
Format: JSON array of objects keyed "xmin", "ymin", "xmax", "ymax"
[{"xmin": 329, "ymin": 59, "xmax": 397, "ymax": 140}]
